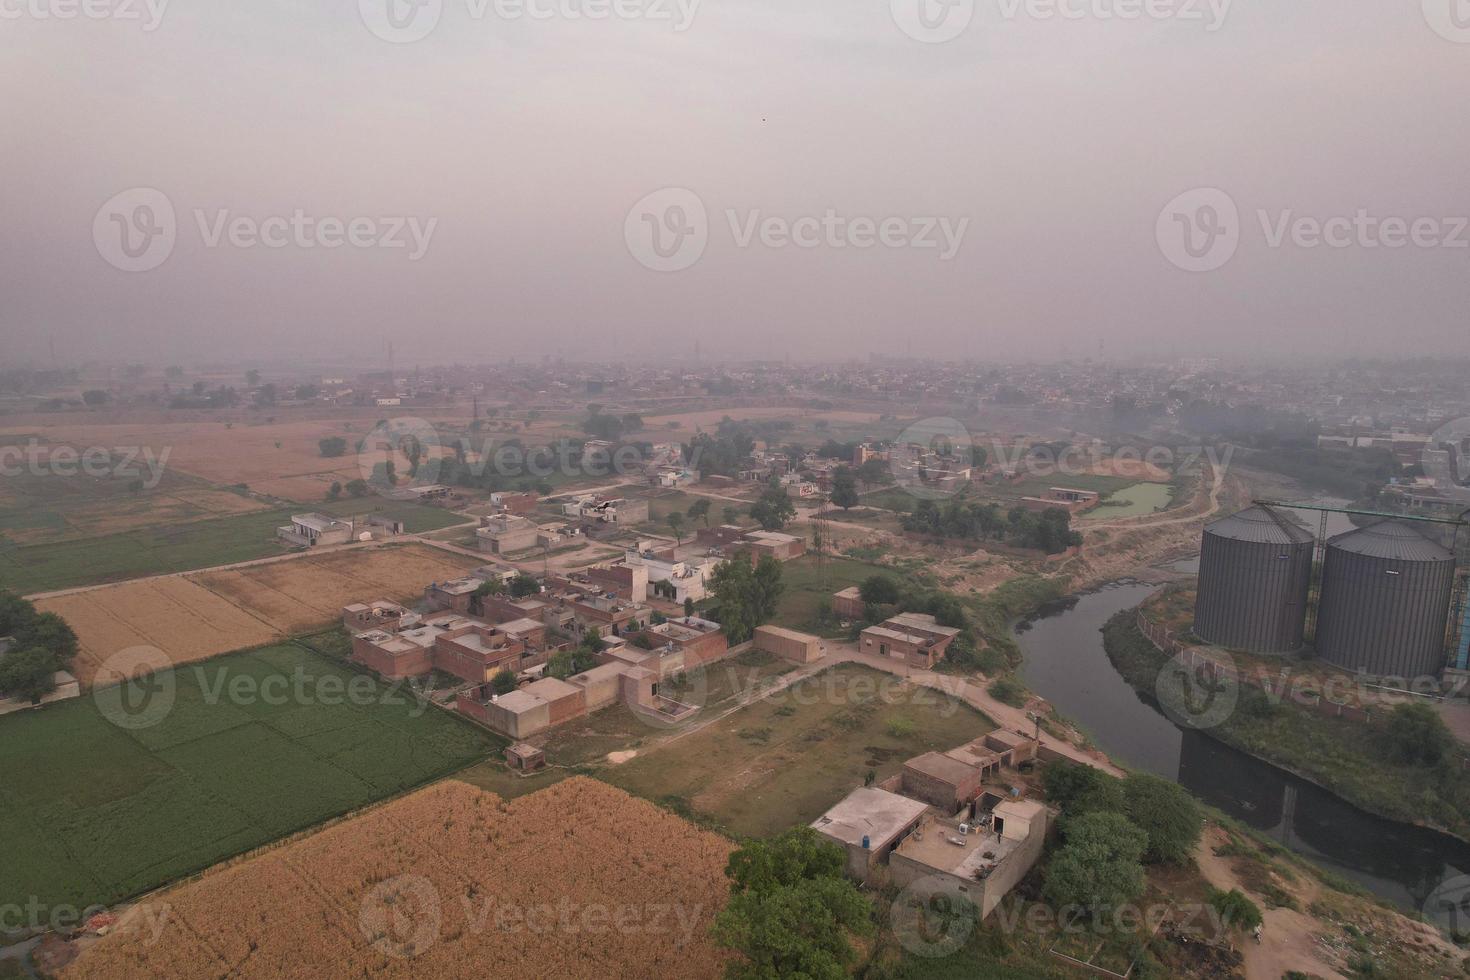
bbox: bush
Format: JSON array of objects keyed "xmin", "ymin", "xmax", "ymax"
[
  {"xmin": 1208, "ymin": 888, "xmax": 1262, "ymax": 932},
  {"xmin": 887, "ymin": 717, "xmax": 916, "ymax": 738},
  {"xmin": 987, "ymin": 676, "xmax": 1026, "ymax": 708},
  {"xmin": 318, "ymin": 436, "xmax": 348, "ymax": 458}
]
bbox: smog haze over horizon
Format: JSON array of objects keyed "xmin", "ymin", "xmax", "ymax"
[{"xmin": 4, "ymin": 0, "xmax": 1468, "ymax": 365}]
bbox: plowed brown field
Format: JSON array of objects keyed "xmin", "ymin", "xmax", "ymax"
[{"xmin": 64, "ymin": 778, "xmax": 733, "ymax": 980}]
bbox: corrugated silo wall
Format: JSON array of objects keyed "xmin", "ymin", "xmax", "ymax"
[
  {"xmin": 1193, "ymin": 532, "xmax": 1313, "ymax": 653},
  {"xmin": 1315, "ymin": 547, "xmax": 1457, "ymax": 678}
]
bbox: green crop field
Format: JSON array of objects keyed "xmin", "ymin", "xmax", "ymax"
[
  {"xmin": 0, "ymin": 643, "xmax": 496, "ymax": 916},
  {"xmin": 0, "ymin": 497, "xmax": 464, "ymax": 595}
]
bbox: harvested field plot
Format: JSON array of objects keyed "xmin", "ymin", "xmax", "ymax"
[
  {"xmin": 195, "ymin": 544, "xmax": 482, "ymax": 635},
  {"xmin": 36, "ymin": 544, "xmax": 479, "ymax": 684},
  {"xmin": 602, "ymin": 664, "xmax": 993, "ymax": 837},
  {"xmin": 63, "ymin": 778, "xmax": 731, "ymax": 980},
  {"xmin": 0, "ymin": 643, "xmax": 495, "ymax": 919}
]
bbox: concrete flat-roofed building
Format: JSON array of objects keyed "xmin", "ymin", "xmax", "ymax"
[
  {"xmin": 832, "ymin": 586, "xmax": 865, "ymax": 620},
  {"xmin": 888, "ymin": 800, "xmax": 1049, "ymax": 919},
  {"xmin": 901, "ymin": 752, "xmax": 984, "ymax": 814},
  {"xmin": 811, "ymin": 787, "xmax": 929, "ymax": 883},
  {"xmin": 741, "ymin": 530, "xmax": 806, "ymax": 562},
  {"xmin": 277, "ymin": 513, "xmax": 354, "ymax": 548},
  {"xmin": 342, "ymin": 601, "xmax": 418, "ymax": 635},
  {"xmin": 459, "ymin": 676, "xmax": 587, "ymax": 739},
  {"xmin": 860, "ymin": 612, "xmax": 961, "ymax": 669},
  {"xmin": 639, "ymin": 616, "xmax": 728, "ymax": 668},
  {"xmin": 477, "ymin": 514, "xmax": 541, "ymax": 555},
  {"xmin": 754, "ymin": 625, "xmax": 824, "ymax": 664}
]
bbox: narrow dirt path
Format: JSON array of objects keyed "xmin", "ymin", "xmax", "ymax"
[{"xmin": 1194, "ymin": 826, "xmax": 1345, "ymax": 980}]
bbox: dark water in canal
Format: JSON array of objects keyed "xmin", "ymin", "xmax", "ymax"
[{"xmin": 1015, "ymin": 580, "xmax": 1470, "ymax": 925}]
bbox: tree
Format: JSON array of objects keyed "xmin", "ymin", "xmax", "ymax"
[
  {"xmin": 345, "ymin": 478, "xmax": 370, "ymax": 498},
  {"xmin": 82, "ymin": 389, "xmax": 109, "ymax": 406},
  {"xmin": 253, "ymin": 383, "xmax": 278, "ymax": 407},
  {"xmin": 0, "ymin": 646, "xmax": 59, "ymax": 705},
  {"xmin": 709, "ymin": 559, "xmax": 756, "ymax": 645},
  {"xmin": 326, "ymin": 481, "xmax": 343, "ymax": 501},
  {"xmin": 751, "ymin": 556, "xmax": 785, "ymax": 624},
  {"xmin": 684, "ymin": 596, "xmax": 696, "ymax": 617},
  {"xmin": 723, "ymin": 506, "xmax": 742, "ymax": 526},
  {"xmin": 858, "ymin": 574, "xmax": 901, "ymax": 606},
  {"xmin": 857, "ymin": 457, "xmax": 889, "ymax": 487},
  {"xmin": 245, "ymin": 369, "xmax": 261, "ymax": 386},
  {"xmin": 319, "ymin": 437, "xmax": 348, "ymax": 458},
  {"xmin": 829, "ymin": 467, "xmax": 859, "ymax": 510},
  {"xmin": 1385, "ymin": 701, "xmax": 1456, "ymax": 766},
  {"xmin": 1122, "ymin": 772, "xmax": 1203, "ymax": 865},
  {"xmin": 713, "ymin": 828, "xmax": 871, "ymax": 980},
  {"xmin": 469, "ymin": 578, "xmax": 504, "ymax": 616},
  {"xmin": 1042, "ymin": 762, "xmax": 1125, "ymax": 823},
  {"xmin": 667, "ymin": 511, "xmax": 686, "ymax": 544},
  {"xmin": 490, "ymin": 668, "xmax": 518, "ymax": 696},
  {"xmin": 1042, "ymin": 812, "xmax": 1148, "ymax": 920},
  {"xmin": 688, "ymin": 498, "xmax": 712, "ymax": 526},
  {"xmin": 507, "ymin": 574, "xmax": 541, "ymax": 598},
  {"xmin": 749, "ymin": 485, "xmax": 796, "ymax": 531}
]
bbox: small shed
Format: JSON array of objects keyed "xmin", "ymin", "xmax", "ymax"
[{"xmin": 505, "ymin": 742, "xmax": 546, "ymax": 772}]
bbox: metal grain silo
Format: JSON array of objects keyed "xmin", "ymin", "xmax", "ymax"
[
  {"xmin": 1314, "ymin": 521, "xmax": 1457, "ymax": 678},
  {"xmin": 1193, "ymin": 505, "xmax": 1315, "ymax": 653}
]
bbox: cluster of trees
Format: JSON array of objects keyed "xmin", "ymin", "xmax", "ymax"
[
  {"xmin": 325, "ymin": 479, "xmax": 369, "ymax": 501},
  {"xmin": 686, "ymin": 427, "xmax": 757, "ymax": 479},
  {"xmin": 1040, "ymin": 764, "xmax": 1209, "ymax": 923},
  {"xmin": 167, "ymin": 383, "xmax": 240, "ymax": 409},
  {"xmin": 582, "ymin": 405, "xmax": 644, "ymax": 441},
  {"xmin": 546, "ymin": 631, "xmax": 604, "ymax": 680},
  {"xmin": 1177, "ymin": 399, "xmax": 1320, "ymax": 449},
  {"xmin": 0, "ymin": 592, "xmax": 80, "ymax": 704},
  {"xmin": 318, "ymin": 436, "xmax": 348, "ymax": 458},
  {"xmin": 900, "ymin": 497, "xmax": 1081, "ymax": 555},
  {"xmin": 708, "ymin": 556, "xmax": 784, "ymax": 645},
  {"xmin": 713, "ymin": 828, "xmax": 871, "ymax": 979},
  {"xmin": 665, "ymin": 499, "xmax": 711, "ymax": 543}
]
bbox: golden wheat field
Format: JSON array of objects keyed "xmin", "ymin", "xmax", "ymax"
[
  {"xmin": 63, "ymin": 778, "xmax": 734, "ymax": 980},
  {"xmin": 37, "ymin": 544, "xmax": 480, "ymax": 685}
]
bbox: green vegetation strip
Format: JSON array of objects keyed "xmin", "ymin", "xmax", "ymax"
[{"xmin": 0, "ymin": 642, "xmax": 495, "ymax": 915}]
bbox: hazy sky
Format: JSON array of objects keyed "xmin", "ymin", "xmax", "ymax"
[{"xmin": 3, "ymin": 0, "xmax": 1467, "ymax": 366}]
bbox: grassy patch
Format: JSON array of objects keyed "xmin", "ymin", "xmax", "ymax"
[
  {"xmin": 598, "ymin": 664, "xmax": 994, "ymax": 838},
  {"xmin": 772, "ymin": 554, "xmax": 891, "ymax": 636},
  {"xmin": 0, "ymin": 642, "xmax": 495, "ymax": 915},
  {"xmin": 1104, "ymin": 611, "xmax": 1470, "ymax": 840}
]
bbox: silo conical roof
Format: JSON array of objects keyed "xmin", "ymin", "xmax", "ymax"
[
  {"xmin": 1203, "ymin": 505, "xmax": 1315, "ymax": 546},
  {"xmin": 1326, "ymin": 521, "xmax": 1453, "ymax": 562}
]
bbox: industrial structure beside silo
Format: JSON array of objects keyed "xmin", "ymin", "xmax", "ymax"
[
  {"xmin": 1314, "ymin": 522, "xmax": 1457, "ymax": 678},
  {"xmin": 1193, "ymin": 505, "xmax": 1314, "ymax": 654}
]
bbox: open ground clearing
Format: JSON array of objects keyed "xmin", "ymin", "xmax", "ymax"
[
  {"xmin": 61, "ymin": 778, "xmax": 731, "ymax": 980},
  {"xmin": 0, "ymin": 643, "xmax": 494, "ymax": 918},
  {"xmin": 771, "ymin": 554, "xmax": 891, "ymax": 635},
  {"xmin": 599, "ymin": 663, "xmax": 994, "ymax": 837},
  {"xmin": 36, "ymin": 544, "xmax": 480, "ymax": 684}
]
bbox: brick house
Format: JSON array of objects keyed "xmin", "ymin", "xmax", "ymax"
[{"xmin": 860, "ymin": 612, "xmax": 960, "ymax": 669}]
